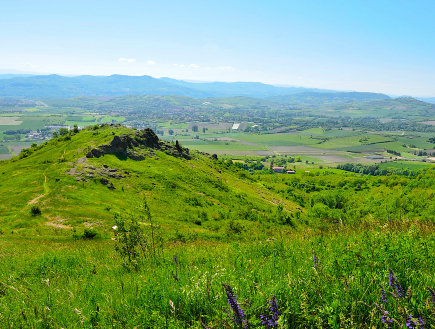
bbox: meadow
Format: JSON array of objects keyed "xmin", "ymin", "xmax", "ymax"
[{"xmin": 1, "ymin": 125, "xmax": 435, "ymax": 327}]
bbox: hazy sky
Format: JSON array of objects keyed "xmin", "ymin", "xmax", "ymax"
[{"xmin": 1, "ymin": 0, "xmax": 434, "ymax": 96}]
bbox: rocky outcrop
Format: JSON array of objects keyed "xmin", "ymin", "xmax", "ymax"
[{"xmin": 86, "ymin": 128, "xmax": 191, "ymax": 160}]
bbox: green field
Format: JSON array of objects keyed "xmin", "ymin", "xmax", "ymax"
[
  {"xmin": 65, "ymin": 121, "xmax": 98, "ymax": 126},
  {"xmin": 100, "ymin": 116, "xmax": 125, "ymax": 123},
  {"xmin": 379, "ymin": 161, "xmax": 433, "ymax": 169},
  {"xmin": 0, "ymin": 145, "xmax": 10, "ymax": 154}
]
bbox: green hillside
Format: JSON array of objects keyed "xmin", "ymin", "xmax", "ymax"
[{"xmin": 0, "ymin": 125, "xmax": 297, "ymax": 236}]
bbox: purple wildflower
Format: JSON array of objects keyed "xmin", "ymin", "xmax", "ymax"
[
  {"xmin": 381, "ymin": 311, "xmax": 393, "ymax": 329},
  {"xmin": 173, "ymin": 255, "xmax": 179, "ymax": 267},
  {"xmin": 380, "ymin": 286, "xmax": 388, "ymax": 304},
  {"xmin": 313, "ymin": 252, "xmax": 322, "ymax": 270},
  {"xmin": 419, "ymin": 313, "xmax": 425, "ymax": 329},
  {"xmin": 406, "ymin": 314, "xmax": 417, "ymax": 328},
  {"xmin": 171, "ymin": 271, "xmax": 179, "ymax": 281},
  {"xmin": 261, "ymin": 295, "xmax": 279, "ymax": 328},
  {"xmin": 223, "ymin": 284, "xmax": 249, "ymax": 328},
  {"xmin": 201, "ymin": 323, "xmax": 209, "ymax": 329},
  {"xmin": 389, "ymin": 268, "xmax": 404, "ymax": 300}
]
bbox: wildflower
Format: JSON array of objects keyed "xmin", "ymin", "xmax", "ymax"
[
  {"xmin": 381, "ymin": 311, "xmax": 393, "ymax": 328},
  {"xmin": 173, "ymin": 254, "xmax": 179, "ymax": 267},
  {"xmin": 261, "ymin": 295, "xmax": 279, "ymax": 328},
  {"xmin": 313, "ymin": 252, "xmax": 322, "ymax": 270},
  {"xmin": 171, "ymin": 271, "xmax": 179, "ymax": 281},
  {"xmin": 380, "ymin": 286, "xmax": 388, "ymax": 304},
  {"xmin": 389, "ymin": 268, "xmax": 404, "ymax": 300},
  {"xmin": 419, "ymin": 313, "xmax": 425, "ymax": 329},
  {"xmin": 223, "ymin": 283, "xmax": 249, "ymax": 328},
  {"xmin": 406, "ymin": 314, "xmax": 417, "ymax": 328}
]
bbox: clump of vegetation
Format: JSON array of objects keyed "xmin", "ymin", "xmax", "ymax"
[
  {"xmin": 30, "ymin": 205, "xmax": 41, "ymax": 216},
  {"xmin": 113, "ymin": 200, "xmax": 162, "ymax": 269},
  {"xmin": 82, "ymin": 228, "xmax": 98, "ymax": 239}
]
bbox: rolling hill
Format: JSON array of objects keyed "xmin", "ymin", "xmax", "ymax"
[{"xmin": 0, "ymin": 124, "xmax": 298, "ymax": 236}]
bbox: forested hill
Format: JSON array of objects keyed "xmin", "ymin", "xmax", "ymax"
[{"xmin": 266, "ymin": 91, "xmax": 391, "ymax": 104}]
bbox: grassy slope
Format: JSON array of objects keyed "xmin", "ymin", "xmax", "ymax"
[{"xmin": 0, "ymin": 125, "xmax": 297, "ymax": 237}]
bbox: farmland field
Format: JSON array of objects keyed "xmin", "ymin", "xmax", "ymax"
[
  {"xmin": 0, "ymin": 145, "xmax": 10, "ymax": 154},
  {"xmin": 379, "ymin": 161, "xmax": 433, "ymax": 169},
  {"xmin": 100, "ymin": 116, "xmax": 125, "ymax": 123},
  {"xmin": 0, "ymin": 117, "xmax": 22, "ymax": 125}
]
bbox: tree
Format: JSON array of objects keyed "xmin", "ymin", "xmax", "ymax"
[
  {"xmin": 31, "ymin": 143, "xmax": 37, "ymax": 148},
  {"xmin": 192, "ymin": 125, "xmax": 198, "ymax": 132},
  {"xmin": 168, "ymin": 129, "xmax": 174, "ymax": 135},
  {"xmin": 73, "ymin": 124, "xmax": 79, "ymax": 133},
  {"xmin": 53, "ymin": 131, "xmax": 58, "ymax": 138},
  {"xmin": 59, "ymin": 128, "xmax": 68, "ymax": 136},
  {"xmin": 203, "ymin": 127, "xmax": 206, "ymax": 133}
]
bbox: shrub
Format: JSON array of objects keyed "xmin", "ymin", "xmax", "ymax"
[
  {"xmin": 82, "ymin": 228, "xmax": 98, "ymax": 239},
  {"xmin": 30, "ymin": 205, "xmax": 41, "ymax": 216},
  {"xmin": 114, "ymin": 200, "xmax": 162, "ymax": 269}
]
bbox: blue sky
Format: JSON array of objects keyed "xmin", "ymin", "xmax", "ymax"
[{"xmin": 1, "ymin": 0, "xmax": 434, "ymax": 96}]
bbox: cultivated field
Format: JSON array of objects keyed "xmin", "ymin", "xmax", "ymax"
[{"xmin": 0, "ymin": 116, "xmax": 22, "ymax": 125}]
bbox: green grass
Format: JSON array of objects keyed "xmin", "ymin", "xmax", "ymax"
[
  {"xmin": 378, "ymin": 161, "xmax": 433, "ymax": 169},
  {"xmin": 0, "ymin": 145, "xmax": 10, "ymax": 154},
  {"xmin": 177, "ymin": 140, "xmax": 269, "ymax": 152},
  {"xmin": 315, "ymin": 134, "xmax": 393, "ymax": 150},
  {"xmin": 163, "ymin": 123, "xmax": 189, "ymax": 129},
  {"xmin": 18, "ymin": 120, "xmax": 47, "ymax": 130},
  {"xmin": 100, "ymin": 116, "xmax": 125, "ymax": 123},
  {"xmin": 2, "ymin": 125, "xmax": 435, "ymax": 327},
  {"xmin": 233, "ymin": 133, "xmax": 322, "ymax": 146},
  {"xmin": 65, "ymin": 121, "xmax": 98, "ymax": 127},
  {"xmin": 1, "ymin": 223, "xmax": 435, "ymax": 328}
]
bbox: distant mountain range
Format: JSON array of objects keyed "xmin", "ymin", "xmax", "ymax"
[
  {"xmin": 0, "ymin": 74, "xmax": 423, "ymax": 104},
  {"xmin": 266, "ymin": 91, "xmax": 391, "ymax": 105},
  {"xmin": 416, "ymin": 97, "xmax": 435, "ymax": 104}
]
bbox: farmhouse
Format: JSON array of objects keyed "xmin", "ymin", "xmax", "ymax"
[
  {"xmin": 272, "ymin": 166, "xmax": 285, "ymax": 173},
  {"xmin": 286, "ymin": 170, "xmax": 296, "ymax": 174}
]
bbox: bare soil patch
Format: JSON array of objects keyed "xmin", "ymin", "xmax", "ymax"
[
  {"xmin": 45, "ymin": 221, "xmax": 72, "ymax": 229},
  {"xmin": 316, "ymin": 155, "xmax": 356, "ymax": 163},
  {"xmin": 216, "ymin": 137, "xmax": 261, "ymax": 146},
  {"xmin": 28, "ymin": 194, "xmax": 45, "ymax": 205},
  {"xmin": 209, "ymin": 150, "xmax": 258, "ymax": 156},
  {"xmin": 187, "ymin": 122, "xmax": 232, "ymax": 130},
  {"xmin": 254, "ymin": 150, "xmax": 275, "ymax": 156}
]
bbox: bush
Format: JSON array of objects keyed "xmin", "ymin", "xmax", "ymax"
[
  {"xmin": 82, "ymin": 228, "xmax": 98, "ymax": 239},
  {"xmin": 30, "ymin": 205, "xmax": 41, "ymax": 216}
]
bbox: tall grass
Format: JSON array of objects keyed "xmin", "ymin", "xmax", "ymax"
[{"xmin": 1, "ymin": 221, "xmax": 435, "ymax": 328}]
